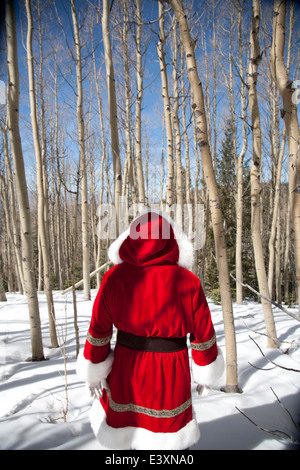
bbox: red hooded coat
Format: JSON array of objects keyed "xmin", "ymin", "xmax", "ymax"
[{"xmin": 77, "ymin": 211, "xmax": 224, "ymax": 450}]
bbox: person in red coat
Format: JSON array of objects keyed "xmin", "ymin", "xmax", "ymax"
[{"xmin": 77, "ymin": 210, "xmax": 224, "ymax": 450}]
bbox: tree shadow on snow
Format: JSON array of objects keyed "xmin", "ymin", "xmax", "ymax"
[{"xmin": 190, "ymin": 396, "xmax": 300, "ymax": 450}]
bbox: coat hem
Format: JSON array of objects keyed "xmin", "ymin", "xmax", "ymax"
[{"xmin": 89, "ymin": 399, "xmax": 200, "ymax": 450}]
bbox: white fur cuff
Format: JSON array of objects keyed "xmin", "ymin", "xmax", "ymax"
[
  {"xmin": 76, "ymin": 350, "xmax": 114, "ymax": 387},
  {"xmin": 192, "ymin": 347, "xmax": 225, "ymax": 387}
]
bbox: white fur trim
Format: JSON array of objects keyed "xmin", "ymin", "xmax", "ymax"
[
  {"xmin": 108, "ymin": 209, "xmax": 194, "ymax": 270},
  {"xmin": 107, "ymin": 228, "xmax": 130, "ymax": 265},
  {"xmin": 89, "ymin": 399, "xmax": 200, "ymax": 450},
  {"xmin": 171, "ymin": 219, "xmax": 194, "ymax": 270},
  {"xmin": 192, "ymin": 347, "xmax": 225, "ymax": 387},
  {"xmin": 76, "ymin": 350, "xmax": 114, "ymax": 387}
]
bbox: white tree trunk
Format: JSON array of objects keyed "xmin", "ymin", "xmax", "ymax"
[
  {"xmin": 166, "ymin": 0, "xmax": 239, "ymax": 392},
  {"xmin": 271, "ymin": 0, "xmax": 300, "ymax": 316},
  {"xmin": 5, "ymin": 0, "xmax": 44, "ymax": 361},
  {"xmin": 70, "ymin": 0, "xmax": 90, "ymax": 301},
  {"xmin": 236, "ymin": 1, "xmax": 247, "ymax": 305},
  {"xmin": 248, "ymin": 0, "xmax": 278, "ymax": 348},
  {"xmin": 91, "ymin": 25, "xmax": 106, "ymax": 287},
  {"xmin": 135, "ymin": 0, "xmax": 146, "ymax": 206},
  {"xmin": 102, "ymin": 0, "xmax": 122, "ymax": 234},
  {"xmin": 172, "ymin": 19, "xmax": 183, "ymax": 224},
  {"xmin": 25, "ymin": 0, "xmax": 58, "ymax": 348},
  {"xmin": 0, "ymin": 123, "xmax": 24, "ymax": 293},
  {"xmin": 157, "ymin": 2, "xmax": 174, "ymax": 208}
]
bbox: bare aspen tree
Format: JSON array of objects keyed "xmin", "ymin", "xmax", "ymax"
[
  {"xmin": 121, "ymin": 2, "xmax": 137, "ymax": 215},
  {"xmin": 0, "ymin": 257, "xmax": 6, "ymax": 301},
  {"xmin": 172, "ymin": 18, "xmax": 183, "ymax": 223},
  {"xmin": 157, "ymin": 1, "xmax": 174, "ymax": 208},
  {"xmin": 275, "ymin": 210, "xmax": 281, "ymax": 304},
  {"xmin": 160, "ymin": 113, "xmax": 165, "ymax": 206},
  {"xmin": 192, "ymin": 97, "xmax": 203, "ymax": 279},
  {"xmin": 180, "ymin": 43, "xmax": 193, "ymax": 240},
  {"xmin": 281, "ymin": 2, "xmax": 294, "ymax": 305},
  {"xmin": 102, "ymin": 0, "xmax": 122, "ymax": 234},
  {"xmin": 212, "ymin": 0, "xmax": 218, "ymax": 169},
  {"xmin": 271, "ymin": 0, "xmax": 300, "ymax": 315},
  {"xmin": 87, "ymin": 94, "xmax": 97, "ymax": 272},
  {"xmin": 135, "ymin": 0, "xmax": 146, "ymax": 206},
  {"xmin": 247, "ymin": 0, "xmax": 277, "ymax": 348},
  {"xmin": 0, "ymin": 122, "xmax": 24, "ymax": 293},
  {"xmin": 236, "ymin": 0, "xmax": 248, "ymax": 305},
  {"xmin": 5, "ymin": 0, "xmax": 44, "ymax": 361},
  {"xmin": 283, "ymin": 199, "xmax": 292, "ymax": 303},
  {"xmin": 36, "ymin": 0, "xmax": 55, "ymax": 290},
  {"xmin": 0, "ymin": 245, "xmax": 7, "ymax": 300},
  {"xmin": 90, "ymin": 26, "xmax": 106, "ymax": 286},
  {"xmin": 0, "ymin": 173, "xmax": 17, "ymax": 291},
  {"xmin": 53, "ymin": 53, "xmax": 65, "ymax": 290},
  {"xmin": 70, "ymin": 0, "xmax": 90, "ymax": 301},
  {"xmin": 25, "ymin": 0, "xmax": 58, "ymax": 348},
  {"xmin": 268, "ymin": 128, "xmax": 286, "ymax": 298},
  {"xmin": 219, "ymin": 6, "xmax": 242, "ymax": 303},
  {"xmin": 198, "ymin": 31, "xmax": 211, "ymax": 283},
  {"xmin": 202, "ymin": 30, "xmax": 212, "ymax": 153},
  {"xmin": 165, "ymin": 0, "xmax": 239, "ymax": 392}
]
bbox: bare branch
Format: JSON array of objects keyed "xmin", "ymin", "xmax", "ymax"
[
  {"xmin": 249, "ymin": 336, "xmax": 300, "ymax": 373},
  {"xmin": 230, "ymin": 273, "xmax": 300, "ymax": 323},
  {"xmin": 235, "ymin": 406, "xmax": 296, "ymax": 443}
]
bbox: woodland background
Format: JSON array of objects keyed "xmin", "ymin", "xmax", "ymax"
[{"xmin": 0, "ymin": 0, "xmax": 299, "ymax": 379}]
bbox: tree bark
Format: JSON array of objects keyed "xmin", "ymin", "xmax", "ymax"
[
  {"xmin": 135, "ymin": 0, "xmax": 146, "ymax": 206},
  {"xmin": 90, "ymin": 26, "xmax": 106, "ymax": 287},
  {"xmin": 121, "ymin": 1, "xmax": 137, "ymax": 216},
  {"xmin": 268, "ymin": 130, "xmax": 286, "ymax": 298},
  {"xmin": 53, "ymin": 54, "xmax": 65, "ymax": 290},
  {"xmin": 102, "ymin": 0, "xmax": 122, "ymax": 234},
  {"xmin": 248, "ymin": 0, "xmax": 278, "ymax": 348},
  {"xmin": 236, "ymin": 0, "xmax": 247, "ymax": 305},
  {"xmin": 70, "ymin": 0, "xmax": 90, "ymax": 301},
  {"xmin": 25, "ymin": 0, "xmax": 58, "ymax": 348},
  {"xmin": 5, "ymin": 0, "xmax": 44, "ymax": 361},
  {"xmin": 166, "ymin": 0, "xmax": 239, "ymax": 392},
  {"xmin": 180, "ymin": 43, "xmax": 193, "ymax": 240},
  {"xmin": 271, "ymin": 0, "xmax": 300, "ymax": 316},
  {"xmin": 0, "ymin": 122, "xmax": 24, "ymax": 293},
  {"xmin": 157, "ymin": 1, "xmax": 174, "ymax": 208},
  {"xmin": 0, "ymin": 257, "xmax": 7, "ymax": 301},
  {"xmin": 172, "ymin": 18, "xmax": 183, "ymax": 223}
]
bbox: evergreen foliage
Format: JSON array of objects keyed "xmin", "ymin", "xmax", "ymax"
[{"xmin": 204, "ymin": 120, "xmax": 255, "ymax": 301}]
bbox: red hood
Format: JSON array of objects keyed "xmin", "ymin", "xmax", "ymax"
[
  {"xmin": 119, "ymin": 212, "xmax": 179, "ymax": 267},
  {"xmin": 108, "ymin": 210, "xmax": 194, "ymax": 270}
]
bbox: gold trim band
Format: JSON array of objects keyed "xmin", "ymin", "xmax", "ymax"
[
  {"xmin": 106, "ymin": 385, "xmax": 192, "ymax": 418},
  {"xmin": 191, "ymin": 333, "xmax": 216, "ymax": 351},
  {"xmin": 87, "ymin": 331, "xmax": 112, "ymax": 347}
]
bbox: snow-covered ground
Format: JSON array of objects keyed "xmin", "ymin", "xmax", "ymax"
[{"xmin": 0, "ymin": 289, "xmax": 299, "ymax": 450}]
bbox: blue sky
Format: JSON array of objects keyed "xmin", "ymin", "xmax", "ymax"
[{"xmin": 0, "ymin": 0, "xmax": 299, "ymax": 200}]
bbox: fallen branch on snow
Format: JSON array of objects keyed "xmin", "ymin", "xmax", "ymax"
[
  {"xmin": 248, "ymin": 336, "xmax": 300, "ymax": 373},
  {"xmin": 230, "ymin": 273, "xmax": 300, "ymax": 323},
  {"xmin": 241, "ymin": 318, "xmax": 300, "ymax": 353},
  {"xmin": 235, "ymin": 404, "xmax": 298, "ymax": 445},
  {"xmin": 236, "ymin": 388, "xmax": 299, "ymax": 445},
  {"xmin": 61, "ymin": 261, "xmax": 113, "ymax": 295}
]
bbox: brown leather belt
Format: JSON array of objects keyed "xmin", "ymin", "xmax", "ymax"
[{"xmin": 117, "ymin": 330, "xmax": 187, "ymax": 353}]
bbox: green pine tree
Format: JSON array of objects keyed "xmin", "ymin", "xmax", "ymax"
[{"xmin": 205, "ymin": 120, "xmax": 255, "ymax": 301}]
